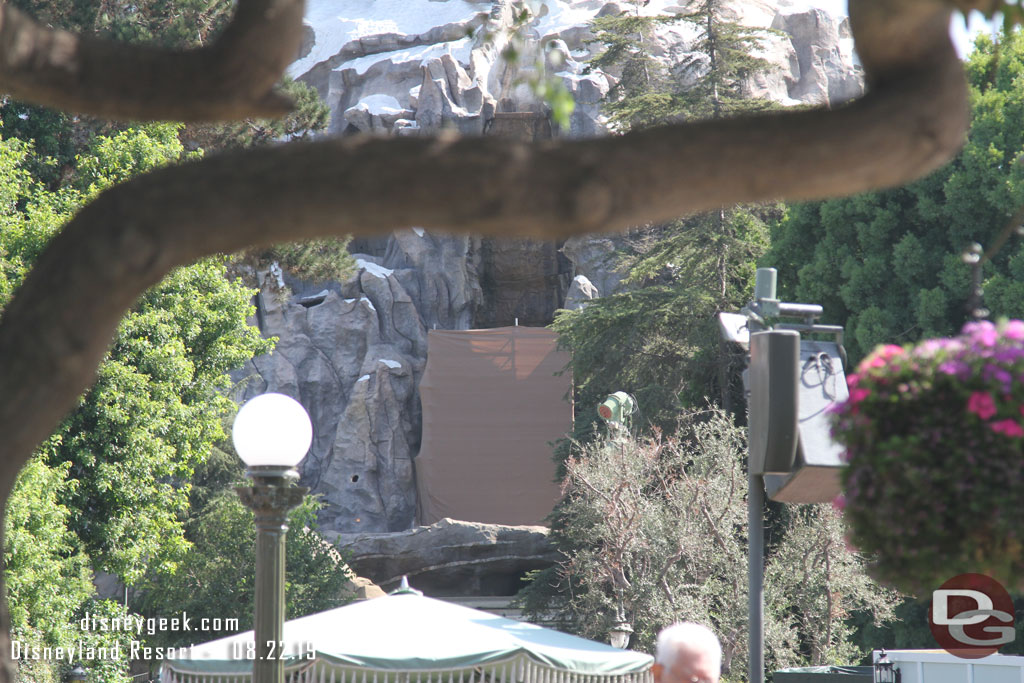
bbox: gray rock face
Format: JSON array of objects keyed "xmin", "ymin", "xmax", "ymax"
[
  {"xmin": 771, "ymin": 7, "xmax": 863, "ymax": 106},
  {"xmin": 236, "ymin": 233, "xmax": 482, "ymax": 534},
  {"xmin": 326, "ymin": 518, "xmax": 559, "ymax": 596}
]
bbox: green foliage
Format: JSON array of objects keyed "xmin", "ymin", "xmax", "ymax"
[
  {"xmin": 9, "ymin": 0, "xmax": 232, "ymax": 47},
  {"xmin": 765, "ymin": 29, "xmax": 1024, "ymax": 365},
  {"xmin": 1, "ymin": 124, "xmax": 272, "ymax": 591},
  {"xmin": 552, "ymin": 207, "xmax": 772, "ymax": 431},
  {"xmin": 263, "ymin": 236, "xmax": 357, "ymax": 284},
  {"xmin": 72, "ymin": 124, "xmax": 201, "ymax": 198},
  {"xmin": 588, "ymin": 6, "xmax": 683, "ymax": 131},
  {"xmin": 5, "ymin": 454, "xmax": 93, "ymax": 647},
  {"xmin": 5, "ymin": 455, "xmax": 139, "ymax": 683},
  {"xmin": 519, "ymin": 410, "xmax": 898, "ymax": 676},
  {"xmin": 139, "ymin": 490, "xmax": 353, "ymax": 648},
  {"xmin": 676, "ymin": 0, "xmax": 778, "ymax": 120},
  {"xmin": 588, "ymin": 0, "xmax": 775, "ymax": 131},
  {"xmin": 766, "ymin": 505, "xmax": 900, "ymax": 666},
  {"xmin": 53, "ymin": 258, "xmax": 272, "ymax": 584},
  {"xmin": 182, "ymin": 78, "xmax": 331, "ymax": 152}
]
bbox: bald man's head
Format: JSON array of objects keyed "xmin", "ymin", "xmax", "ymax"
[{"xmin": 651, "ymin": 623, "xmax": 721, "ymax": 683}]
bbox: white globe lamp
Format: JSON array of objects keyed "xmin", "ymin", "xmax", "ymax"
[{"xmin": 232, "ymin": 392, "xmax": 312, "ymax": 471}]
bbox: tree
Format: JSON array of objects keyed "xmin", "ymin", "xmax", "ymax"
[
  {"xmin": 766, "ymin": 29, "xmax": 1024, "ymax": 364},
  {"xmin": 555, "ymin": 2, "xmax": 778, "ymax": 429},
  {"xmin": 0, "ymin": 123, "xmax": 274, "ymax": 585},
  {"xmin": 518, "ymin": 410, "xmax": 898, "ymax": 676},
  {"xmin": 0, "ymin": 0, "xmax": 1001, "ymax": 678},
  {"xmin": 551, "ymin": 205, "xmax": 771, "ymax": 430},
  {"xmin": 138, "ymin": 491, "xmax": 353, "ymax": 649},
  {"xmin": 588, "ymin": 2, "xmax": 684, "ymax": 132}
]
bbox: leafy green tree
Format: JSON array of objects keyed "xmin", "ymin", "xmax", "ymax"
[
  {"xmin": 519, "ymin": 410, "xmax": 897, "ymax": 677},
  {"xmin": 765, "ymin": 30, "xmax": 1024, "ymax": 364},
  {"xmin": 4, "ymin": 454, "xmax": 92, "ymax": 648},
  {"xmin": 139, "ymin": 488, "xmax": 354, "ymax": 648},
  {"xmin": 1, "ymin": 124, "xmax": 272, "ymax": 589},
  {"xmin": 4, "ymin": 452, "xmax": 141, "ymax": 683}
]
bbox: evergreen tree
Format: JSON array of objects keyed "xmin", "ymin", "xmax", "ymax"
[
  {"xmin": 588, "ymin": 2, "xmax": 683, "ymax": 132},
  {"xmin": 556, "ymin": 4, "xmax": 779, "ymax": 430},
  {"xmin": 677, "ymin": 0, "xmax": 777, "ymax": 119},
  {"xmin": 764, "ymin": 30, "xmax": 1024, "ymax": 364}
]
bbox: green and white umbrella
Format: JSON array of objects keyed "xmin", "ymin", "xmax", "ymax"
[{"xmin": 162, "ymin": 587, "xmax": 652, "ymax": 683}]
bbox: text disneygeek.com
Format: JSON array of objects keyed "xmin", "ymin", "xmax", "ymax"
[{"xmin": 10, "ymin": 612, "xmax": 315, "ymax": 663}]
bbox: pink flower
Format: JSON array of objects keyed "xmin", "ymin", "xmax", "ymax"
[
  {"xmin": 849, "ymin": 388, "xmax": 870, "ymax": 403},
  {"xmin": 832, "ymin": 494, "xmax": 846, "ymax": 511},
  {"xmin": 847, "ymin": 373, "xmax": 860, "ymax": 389},
  {"xmin": 1003, "ymin": 320, "xmax": 1024, "ymax": 341},
  {"xmin": 967, "ymin": 391, "xmax": 997, "ymax": 420},
  {"xmin": 964, "ymin": 320, "xmax": 998, "ymax": 346},
  {"xmin": 990, "ymin": 419, "xmax": 1024, "ymax": 438},
  {"xmin": 859, "ymin": 344, "xmax": 904, "ymax": 371}
]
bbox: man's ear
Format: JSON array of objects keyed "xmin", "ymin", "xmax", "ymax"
[{"xmin": 651, "ymin": 663, "xmax": 664, "ymax": 683}]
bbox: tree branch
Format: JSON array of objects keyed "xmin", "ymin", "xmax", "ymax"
[{"xmin": 0, "ymin": 0, "xmax": 302, "ymax": 121}]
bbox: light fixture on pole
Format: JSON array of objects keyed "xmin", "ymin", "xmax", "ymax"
[
  {"xmin": 233, "ymin": 392, "xmax": 312, "ymax": 683},
  {"xmin": 608, "ymin": 620, "xmax": 633, "ymax": 649},
  {"xmin": 874, "ymin": 650, "xmax": 900, "ymax": 683}
]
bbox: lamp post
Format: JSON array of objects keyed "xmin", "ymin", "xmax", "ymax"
[
  {"xmin": 233, "ymin": 393, "xmax": 312, "ymax": 683},
  {"xmin": 874, "ymin": 651, "xmax": 900, "ymax": 683},
  {"xmin": 608, "ymin": 620, "xmax": 633, "ymax": 649}
]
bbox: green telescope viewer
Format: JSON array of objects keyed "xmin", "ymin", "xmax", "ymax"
[{"xmin": 597, "ymin": 392, "xmax": 635, "ymax": 425}]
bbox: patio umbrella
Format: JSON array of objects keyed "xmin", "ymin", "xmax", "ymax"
[{"xmin": 161, "ymin": 585, "xmax": 652, "ymax": 683}]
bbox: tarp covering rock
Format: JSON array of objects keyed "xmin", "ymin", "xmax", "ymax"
[{"xmin": 415, "ymin": 327, "xmax": 571, "ymax": 526}]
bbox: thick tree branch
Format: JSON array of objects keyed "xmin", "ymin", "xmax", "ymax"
[{"xmin": 0, "ymin": 0, "xmax": 302, "ymax": 121}]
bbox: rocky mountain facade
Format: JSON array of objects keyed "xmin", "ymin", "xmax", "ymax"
[{"xmin": 235, "ymin": 0, "xmax": 863, "ymax": 554}]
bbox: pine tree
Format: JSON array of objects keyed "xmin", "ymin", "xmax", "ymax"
[{"xmin": 555, "ymin": 1, "xmax": 780, "ymax": 429}]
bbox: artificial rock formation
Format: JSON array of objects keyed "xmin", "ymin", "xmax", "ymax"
[
  {"xmin": 326, "ymin": 518, "xmax": 560, "ymax": 596},
  {"xmin": 292, "ymin": 0, "xmax": 863, "ymax": 139},
  {"xmin": 234, "ymin": 0, "xmax": 864, "ymax": 538},
  {"xmin": 235, "ymin": 231, "xmax": 482, "ymax": 533}
]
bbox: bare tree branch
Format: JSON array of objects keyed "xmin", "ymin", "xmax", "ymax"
[{"xmin": 0, "ymin": 0, "xmax": 302, "ymax": 121}]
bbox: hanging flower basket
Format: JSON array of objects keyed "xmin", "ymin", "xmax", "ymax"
[{"xmin": 832, "ymin": 319, "xmax": 1024, "ymax": 594}]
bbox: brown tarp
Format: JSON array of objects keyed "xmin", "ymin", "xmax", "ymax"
[{"xmin": 416, "ymin": 327, "xmax": 571, "ymax": 526}]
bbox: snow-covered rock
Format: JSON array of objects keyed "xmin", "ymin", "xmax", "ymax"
[{"xmin": 292, "ymin": 0, "xmax": 863, "ymax": 137}]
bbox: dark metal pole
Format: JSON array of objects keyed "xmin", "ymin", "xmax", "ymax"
[
  {"xmin": 748, "ymin": 473, "xmax": 764, "ymax": 683},
  {"xmin": 747, "ymin": 268, "xmax": 773, "ymax": 683},
  {"xmin": 237, "ymin": 471, "xmax": 307, "ymax": 683}
]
